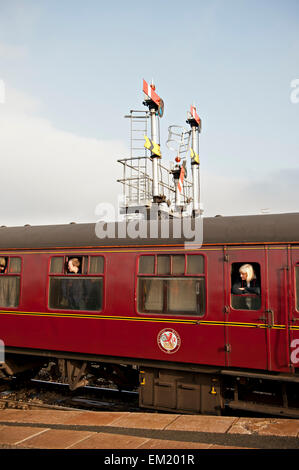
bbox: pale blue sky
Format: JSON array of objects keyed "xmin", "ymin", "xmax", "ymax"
[{"xmin": 0, "ymin": 0, "xmax": 298, "ymax": 225}]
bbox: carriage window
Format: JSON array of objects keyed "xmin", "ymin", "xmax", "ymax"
[
  {"xmin": 231, "ymin": 262, "xmax": 261, "ymax": 310},
  {"xmin": 0, "ymin": 256, "xmax": 21, "ymax": 307},
  {"xmin": 157, "ymin": 255, "xmax": 170, "ymax": 275},
  {"xmin": 9, "ymin": 258, "xmax": 22, "ymax": 273},
  {"xmin": 187, "ymin": 255, "xmax": 204, "ymax": 274},
  {"xmin": 139, "ymin": 255, "xmax": 155, "ymax": 274},
  {"xmin": 172, "ymin": 255, "xmax": 185, "ymax": 274},
  {"xmin": 50, "ymin": 257, "xmax": 64, "ymax": 274},
  {"xmin": 0, "ymin": 256, "xmax": 8, "ymax": 274},
  {"xmin": 89, "ymin": 256, "xmax": 104, "ymax": 274},
  {"xmin": 49, "ymin": 277, "xmax": 103, "ymax": 311},
  {"xmin": 137, "ymin": 254, "xmax": 206, "ymax": 316},
  {"xmin": 49, "ymin": 255, "xmax": 104, "ymax": 311}
]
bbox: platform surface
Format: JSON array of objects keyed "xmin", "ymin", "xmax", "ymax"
[{"xmin": 0, "ymin": 409, "xmax": 299, "ymax": 449}]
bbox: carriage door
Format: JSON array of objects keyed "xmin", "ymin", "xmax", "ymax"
[
  {"xmin": 225, "ymin": 248, "xmax": 269, "ymax": 370},
  {"xmin": 290, "ymin": 247, "xmax": 299, "ymax": 371}
]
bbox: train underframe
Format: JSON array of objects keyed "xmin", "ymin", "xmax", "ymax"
[{"xmin": 1, "ymin": 348, "xmax": 299, "ymax": 418}]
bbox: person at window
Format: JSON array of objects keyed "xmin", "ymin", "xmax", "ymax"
[
  {"xmin": 67, "ymin": 258, "xmax": 80, "ymax": 274},
  {"xmin": 0, "ymin": 257, "xmax": 7, "ymax": 274},
  {"xmin": 232, "ymin": 264, "xmax": 260, "ymax": 295},
  {"xmin": 60, "ymin": 258, "xmax": 83, "ymax": 309}
]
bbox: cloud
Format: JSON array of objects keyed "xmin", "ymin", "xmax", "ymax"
[
  {"xmin": 0, "ymin": 87, "xmax": 127, "ymax": 226},
  {"xmin": 0, "ymin": 86, "xmax": 298, "ymax": 227},
  {"xmin": 0, "ymin": 42, "xmax": 28, "ymax": 60},
  {"xmin": 1, "ymin": 85, "xmax": 40, "ymax": 114},
  {"xmin": 201, "ymin": 168, "xmax": 299, "ymax": 217}
]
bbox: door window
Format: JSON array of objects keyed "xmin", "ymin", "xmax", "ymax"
[{"xmin": 231, "ymin": 262, "xmax": 261, "ymax": 310}]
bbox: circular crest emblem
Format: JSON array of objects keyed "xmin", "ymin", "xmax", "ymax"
[{"xmin": 157, "ymin": 328, "xmax": 181, "ymax": 354}]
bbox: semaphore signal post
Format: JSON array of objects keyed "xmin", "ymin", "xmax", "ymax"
[
  {"xmin": 117, "ymin": 79, "xmax": 202, "ymax": 220},
  {"xmin": 187, "ymin": 105, "xmax": 201, "ymax": 216}
]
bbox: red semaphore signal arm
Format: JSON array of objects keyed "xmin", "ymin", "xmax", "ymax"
[
  {"xmin": 190, "ymin": 105, "xmax": 201, "ymax": 126},
  {"xmin": 143, "ymin": 79, "xmax": 161, "ymax": 107}
]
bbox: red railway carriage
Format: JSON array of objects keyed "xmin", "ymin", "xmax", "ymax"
[{"xmin": 1, "ymin": 212, "xmax": 299, "ymax": 417}]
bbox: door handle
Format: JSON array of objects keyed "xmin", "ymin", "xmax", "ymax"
[
  {"xmin": 266, "ymin": 309, "xmax": 274, "ymax": 327},
  {"xmin": 259, "ymin": 310, "xmax": 274, "ymax": 327}
]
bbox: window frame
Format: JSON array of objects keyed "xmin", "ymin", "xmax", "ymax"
[
  {"xmin": 47, "ymin": 254, "xmax": 105, "ymax": 312},
  {"xmin": 230, "ymin": 261, "xmax": 262, "ymax": 312},
  {"xmin": 136, "ymin": 252, "xmax": 207, "ymax": 318},
  {"xmin": 0, "ymin": 255, "xmax": 23, "ymax": 309}
]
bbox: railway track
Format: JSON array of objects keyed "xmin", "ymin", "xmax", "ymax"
[
  {"xmin": 0, "ymin": 377, "xmax": 292, "ymax": 419},
  {"xmin": 0, "ymin": 378, "xmax": 140, "ymax": 412}
]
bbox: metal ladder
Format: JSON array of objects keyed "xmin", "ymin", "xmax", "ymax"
[{"xmin": 125, "ymin": 110, "xmax": 150, "ymax": 159}]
